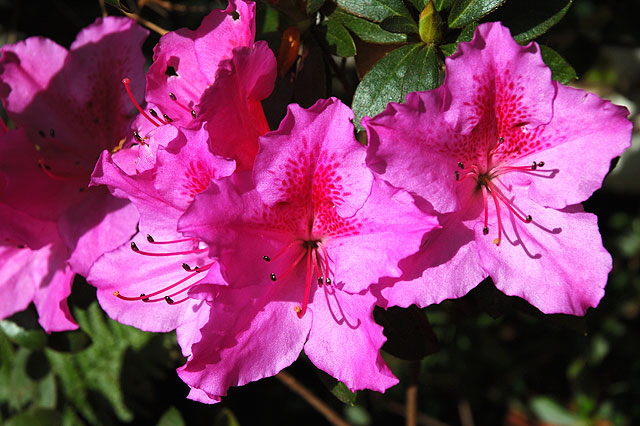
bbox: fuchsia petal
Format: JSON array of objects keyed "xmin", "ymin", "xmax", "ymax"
[
  {"xmin": 305, "ymin": 287, "xmax": 398, "ymax": 392},
  {"xmin": 177, "ymin": 282, "xmax": 310, "ymax": 400},
  {"xmin": 60, "ymin": 188, "xmax": 139, "ymax": 276},
  {"xmin": 1, "ymin": 17, "xmax": 147, "ymax": 157},
  {"xmin": 196, "ymin": 42, "xmax": 275, "ymax": 171},
  {"xmin": 443, "ymin": 22, "xmax": 555, "ymax": 135},
  {"xmin": 145, "ymin": 0, "xmax": 256, "ymax": 126},
  {"xmin": 329, "ymin": 180, "xmax": 437, "ymax": 294},
  {"xmin": 475, "ymin": 199, "xmax": 610, "ymax": 315},
  {"xmin": 521, "ymin": 84, "xmax": 632, "ymax": 208},
  {"xmin": 255, "ymin": 98, "xmax": 373, "ymax": 218},
  {"xmin": 363, "ymin": 88, "xmax": 459, "ymax": 214}
]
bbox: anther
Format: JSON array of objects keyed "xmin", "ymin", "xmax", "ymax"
[
  {"xmin": 133, "ymin": 131, "xmax": 144, "ymax": 142},
  {"xmin": 270, "ymin": 273, "xmax": 277, "ymax": 281},
  {"xmin": 458, "ymin": 162, "xmax": 464, "ymax": 169},
  {"xmin": 525, "ymin": 215, "xmax": 532, "ymax": 223},
  {"xmin": 483, "ymin": 227, "xmax": 489, "ymax": 235},
  {"xmin": 130, "ymin": 241, "xmax": 140, "ymax": 252},
  {"xmin": 182, "ymin": 263, "xmax": 191, "ymax": 271},
  {"xmin": 498, "ymin": 136, "xmax": 504, "ymax": 144},
  {"xmin": 263, "ymin": 255, "xmax": 271, "ymax": 262},
  {"xmin": 537, "ymin": 162, "xmax": 545, "ymax": 167},
  {"xmin": 149, "ymin": 109, "xmax": 159, "ymax": 118},
  {"xmin": 38, "ymin": 130, "xmax": 46, "ymax": 138},
  {"xmin": 455, "ymin": 171, "xmax": 460, "ymax": 181},
  {"xmin": 531, "ymin": 161, "xmax": 538, "ymax": 170},
  {"xmin": 164, "ymin": 296, "xmax": 174, "ymax": 304},
  {"xmin": 317, "ymin": 277, "xmax": 324, "ymax": 285},
  {"xmin": 163, "ymin": 114, "xmax": 173, "ymax": 123},
  {"xmin": 140, "ymin": 293, "xmax": 150, "ymax": 302},
  {"xmin": 168, "ymin": 92, "xmax": 177, "ymax": 101},
  {"xmin": 325, "ymin": 278, "xmax": 332, "ymax": 285},
  {"xmin": 49, "ymin": 129, "xmax": 55, "ymax": 137},
  {"xmin": 191, "ymin": 110, "xmax": 197, "ymax": 119},
  {"xmin": 146, "ymin": 234, "xmax": 155, "ymax": 243}
]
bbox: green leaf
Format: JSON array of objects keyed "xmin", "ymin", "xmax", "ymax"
[
  {"xmin": 530, "ymin": 396, "xmax": 580, "ymax": 426},
  {"xmin": 213, "ymin": 408, "xmax": 242, "ymax": 426},
  {"xmin": 374, "ymin": 306, "xmax": 439, "ymax": 360},
  {"xmin": 433, "ymin": 0, "xmax": 452, "ymax": 11},
  {"xmin": 0, "ymin": 319, "xmax": 47, "ymax": 350},
  {"xmin": 439, "ymin": 21, "xmax": 477, "ymax": 56},
  {"xmin": 103, "ymin": 0, "xmax": 136, "ymax": 13},
  {"xmin": 540, "ymin": 46, "xmax": 577, "ymax": 84},
  {"xmin": 337, "ymin": 0, "xmax": 412, "ymax": 22},
  {"xmin": 307, "ymin": 0, "xmax": 325, "ymax": 14},
  {"xmin": 380, "ymin": 16, "xmax": 419, "ymax": 34},
  {"xmin": 407, "ymin": 0, "xmax": 427, "ymax": 11},
  {"xmin": 448, "ymin": 0, "xmax": 506, "ymax": 28},
  {"xmin": 353, "ymin": 43, "xmax": 440, "ymax": 126},
  {"xmin": 156, "ymin": 407, "xmax": 186, "ymax": 426},
  {"xmin": 492, "ymin": 0, "xmax": 572, "ymax": 42},
  {"xmin": 324, "ymin": 18, "xmax": 357, "ymax": 57},
  {"xmin": 315, "ymin": 369, "xmax": 358, "ymax": 406},
  {"xmin": 5, "ymin": 408, "xmax": 62, "ymax": 426},
  {"xmin": 332, "ymin": 9, "xmax": 407, "ymax": 44}
]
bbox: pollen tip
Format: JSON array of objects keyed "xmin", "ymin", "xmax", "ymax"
[
  {"xmin": 270, "ymin": 272, "xmax": 277, "ymax": 281},
  {"xmin": 191, "ymin": 110, "xmax": 197, "ymax": 119},
  {"xmin": 262, "ymin": 255, "xmax": 271, "ymax": 262},
  {"xmin": 149, "ymin": 108, "xmax": 159, "ymax": 118},
  {"xmin": 294, "ymin": 306, "xmax": 302, "ymax": 316},
  {"xmin": 164, "ymin": 296, "xmax": 174, "ymax": 304},
  {"xmin": 113, "ymin": 290, "xmax": 120, "ymax": 296},
  {"xmin": 140, "ymin": 293, "xmax": 150, "ymax": 302},
  {"xmin": 182, "ymin": 263, "xmax": 191, "ymax": 271},
  {"xmin": 121, "ymin": 77, "xmax": 130, "ymax": 84},
  {"xmin": 457, "ymin": 162, "xmax": 464, "ymax": 169},
  {"xmin": 317, "ymin": 277, "xmax": 323, "ymax": 285},
  {"xmin": 455, "ymin": 171, "xmax": 460, "ymax": 181},
  {"xmin": 168, "ymin": 92, "xmax": 177, "ymax": 100},
  {"xmin": 325, "ymin": 278, "xmax": 332, "ymax": 285},
  {"xmin": 163, "ymin": 114, "xmax": 173, "ymax": 123},
  {"xmin": 493, "ymin": 238, "xmax": 500, "ymax": 246},
  {"xmin": 146, "ymin": 234, "xmax": 155, "ymax": 243},
  {"xmin": 483, "ymin": 227, "xmax": 489, "ymax": 235},
  {"xmin": 538, "ymin": 161, "xmax": 545, "ymax": 167},
  {"xmin": 525, "ymin": 215, "xmax": 532, "ymax": 223},
  {"xmin": 130, "ymin": 241, "xmax": 139, "ymax": 252}
]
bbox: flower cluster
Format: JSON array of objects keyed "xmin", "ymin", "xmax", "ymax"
[{"xmin": 0, "ymin": 0, "xmax": 631, "ymax": 403}]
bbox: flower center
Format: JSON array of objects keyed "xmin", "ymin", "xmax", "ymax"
[
  {"xmin": 113, "ymin": 233, "xmax": 212, "ymax": 305},
  {"xmin": 263, "ymin": 238, "xmax": 333, "ymax": 318},
  {"xmin": 455, "ymin": 136, "xmax": 555, "ymax": 245}
]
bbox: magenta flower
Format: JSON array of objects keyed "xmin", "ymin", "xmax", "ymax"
[
  {"xmin": 88, "ymin": 125, "xmax": 234, "ymax": 333},
  {"xmin": 176, "ymin": 98, "xmax": 437, "ymax": 402},
  {"xmin": 0, "ymin": 17, "xmax": 147, "ymax": 331},
  {"xmin": 362, "ymin": 22, "xmax": 632, "ymax": 315},
  {"xmin": 128, "ymin": 0, "xmax": 275, "ymax": 171}
]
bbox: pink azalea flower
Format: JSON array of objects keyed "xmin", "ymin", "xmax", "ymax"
[
  {"xmin": 0, "ymin": 17, "xmax": 147, "ymax": 331},
  {"xmin": 362, "ymin": 22, "xmax": 632, "ymax": 315},
  {"xmin": 176, "ymin": 98, "xmax": 438, "ymax": 402},
  {"xmin": 126, "ymin": 0, "xmax": 275, "ymax": 171},
  {"xmin": 88, "ymin": 125, "xmax": 235, "ymax": 333}
]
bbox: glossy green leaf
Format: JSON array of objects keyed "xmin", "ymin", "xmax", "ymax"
[
  {"xmin": 0, "ymin": 319, "xmax": 47, "ymax": 350},
  {"xmin": 332, "ymin": 9, "xmax": 407, "ymax": 44},
  {"xmin": 324, "ymin": 18, "xmax": 357, "ymax": 57},
  {"xmin": 353, "ymin": 43, "xmax": 440, "ymax": 126},
  {"xmin": 407, "ymin": 0, "xmax": 427, "ymax": 11},
  {"xmin": 103, "ymin": 0, "xmax": 136, "ymax": 13},
  {"xmin": 337, "ymin": 0, "xmax": 412, "ymax": 22},
  {"xmin": 540, "ymin": 45, "xmax": 577, "ymax": 84},
  {"xmin": 5, "ymin": 408, "xmax": 62, "ymax": 426},
  {"xmin": 492, "ymin": 0, "xmax": 572, "ymax": 42},
  {"xmin": 307, "ymin": 0, "xmax": 325, "ymax": 14},
  {"xmin": 157, "ymin": 407, "xmax": 186, "ymax": 426},
  {"xmin": 448, "ymin": 0, "xmax": 506, "ymax": 28},
  {"xmin": 433, "ymin": 0, "xmax": 453, "ymax": 11},
  {"xmin": 380, "ymin": 16, "xmax": 419, "ymax": 34}
]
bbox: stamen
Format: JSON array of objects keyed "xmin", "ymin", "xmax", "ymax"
[
  {"xmin": 37, "ymin": 159, "xmax": 82, "ymax": 181},
  {"xmin": 168, "ymin": 92, "xmax": 197, "ymax": 117},
  {"xmin": 295, "ymin": 246, "xmax": 314, "ymax": 318},
  {"xmin": 485, "ymin": 180, "xmax": 533, "ymax": 225},
  {"xmin": 146, "ymin": 234, "xmax": 198, "ymax": 245},
  {"xmin": 122, "ymin": 78, "xmax": 161, "ymax": 127}
]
